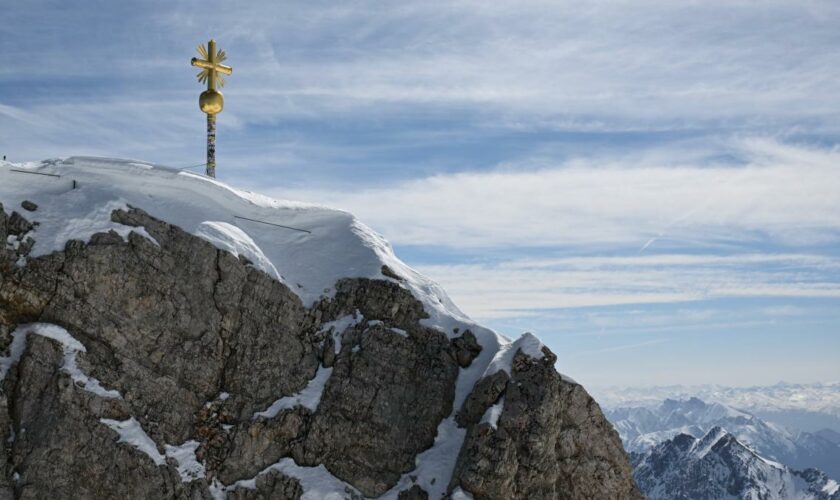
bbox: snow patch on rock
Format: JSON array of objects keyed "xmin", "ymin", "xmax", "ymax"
[
  {"xmin": 484, "ymin": 332, "xmax": 546, "ymax": 377},
  {"xmin": 195, "ymin": 221, "xmax": 281, "ymax": 282},
  {"xmin": 99, "ymin": 417, "xmax": 165, "ymax": 466},
  {"xmin": 223, "ymin": 418, "xmax": 474, "ymax": 500},
  {"xmin": 1, "ymin": 323, "xmax": 121, "ymax": 399},
  {"xmin": 164, "ymin": 440, "xmax": 205, "ymax": 482},
  {"xmin": 451, "ymin": 487, "xmax": 476, "ymax": 500},
  {"xmin": 61, "ymin": 345, "xmax": 122, "ymax": 399},
  {"xmin": 380, "ymin": 417, "xmax": 468, "ymax": 499},
  {"xmin": 44, "ymin": 198, "xmax": 158, "ymax": 252},
  {"xmin": 481, "ymin": 396, "xmax": 505, "ymax": 430},
  {"xmin": 225, "ymin": 458, "xmax": 361, "ymax": 500},
  {"xmin": 319, "ymin": 311, "xmax": 363, "ymax": 354},
  {"xmin": 255, "ymin": 366, "xmax": 334, "ymax": 419}
]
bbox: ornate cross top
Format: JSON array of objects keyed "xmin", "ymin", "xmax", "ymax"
[
  {"xmin": 192, "ymin": 40, "xmax": 233, "ymax": 95},
  {"xmin": 190, "ymin": 40, "xmax": 233, "ymax": 178}
]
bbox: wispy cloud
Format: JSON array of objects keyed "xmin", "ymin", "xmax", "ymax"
[
  {"xmin": 175, "ymin": 0, "xmax": 840, "ymax": 127},
  {"xmin": 412, "ymin": 252, "xmax": 840, "ymax": 319},
  {"xmin": 3, "ymin": 1, "xmax": 840, "ymax": 167},
  {"xmin": 274, "ymin": 139, "xmax": 840, "ymax": 249}
]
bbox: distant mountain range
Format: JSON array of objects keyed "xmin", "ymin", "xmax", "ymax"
[
  {"xmin": 604, "ymin": 396, "xmax": 840, "ymax": 499},
  {"xmin": 605, "ymin": 397, "xmax": 840, "ymax": 479},
  {"xmin": 594, "ymin": 382, "xmax": 840, "ymax": 431},
  {"xmin": 632, "ymin": 427, "xmax": 840, "ymax": 500}
]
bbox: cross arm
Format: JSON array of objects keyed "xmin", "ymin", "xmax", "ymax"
[{"xmin": 191, "ymin": 58, "xmax": 233, "ymax": 75}]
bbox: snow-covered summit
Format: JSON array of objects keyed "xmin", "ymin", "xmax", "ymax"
[
  {"xmin": 0, "ymin": 156, "xmax": 644, "ymax": 500},
  {"xmin": 0, "ymin": 154, "xmax": 548, "ymax": 405},
  {"xmin": 1, "ymin": 156, "xmax": 528, "ymax": 351},
  {"xmin": 1, "ymin": 157, "xmax": 456, "ymax": 315}
]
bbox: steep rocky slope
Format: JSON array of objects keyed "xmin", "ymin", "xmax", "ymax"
[{"xmin": 0, "ymin": 157, "xmax": 641, "ymax": 499}]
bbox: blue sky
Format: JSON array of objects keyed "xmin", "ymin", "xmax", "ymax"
[{"xmin": 2, "ymin": 0, "xmax": 839, "ymax": 387}]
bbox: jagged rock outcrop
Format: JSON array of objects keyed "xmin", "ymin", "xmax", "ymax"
[
  {"xmin": 0, "ymin": 203, "xmax": 641, "ymax": 499},
  {"xmin": 450, "ymin": 350, "xmax": 640, "ymax": 499}
]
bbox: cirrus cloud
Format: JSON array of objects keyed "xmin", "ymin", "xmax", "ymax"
[{"xmin": 272, "ymin": 138, "xmax": 840, "ymax": 250}]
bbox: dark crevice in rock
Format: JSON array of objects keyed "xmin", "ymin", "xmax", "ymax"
[
  {"xmin": 211, "ymin": 249, "xmax": 230, "ymax": 400},
  {"xmin": 380, "ymin": 264, "xmax": 403, "ymax": 282},
  {"xmin": 450, "ymin": 329, "xmax": 482, "ymax": 368},
  {"xmin": 456, "ymin": 370, "xmax": 510, "ymax": 428}
]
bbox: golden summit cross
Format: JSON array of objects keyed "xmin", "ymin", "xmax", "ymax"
[{"xmin": 191, "ymin": 39, "xmax": 233, "ymax": 178}]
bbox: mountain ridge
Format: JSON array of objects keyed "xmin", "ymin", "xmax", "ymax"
[
  {"xmin": 606, "ymin": 397, "xmax": 840, "ymax": 480},
  {"xmin": 633, "ymin": 427, "xmax": 840, "ymax": 500}
]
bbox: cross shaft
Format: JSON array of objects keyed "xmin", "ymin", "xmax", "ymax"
[{"xmin": 191, "ymin": 39, "xmax": 232, "ymax": 178}]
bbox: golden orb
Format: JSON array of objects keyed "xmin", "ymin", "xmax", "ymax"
[{"xmin": 199, "ymin": 89, "xmax": 224, "ymax": 114}]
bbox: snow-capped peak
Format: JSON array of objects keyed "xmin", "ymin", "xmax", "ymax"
[{"xmin": 634, "ymin": 429, "xmax": 840, "ymax": 500}]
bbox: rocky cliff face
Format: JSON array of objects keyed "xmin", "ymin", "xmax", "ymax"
[{"xmin": 0, "ymin": 200, "xmax": 641, "ymax": 499}]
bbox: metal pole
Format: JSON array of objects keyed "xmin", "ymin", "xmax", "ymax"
[{"xmin": 206, "ymin": 113, "xmax": 216, "ymax": 178}]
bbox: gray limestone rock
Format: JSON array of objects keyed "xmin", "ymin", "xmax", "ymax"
[
  {"xmin": 0, "ymin": 205, "xmax": 641, "ymax": 499},
  {"xmin": 6, "ymin": 213, "xmax": 34, "ymax": 237},
  {"xmin": 8, "ymin": 334, "xmax": 198, "ymax": 499},
  {"xmin": 295, "ymin": 322, "xmax": 459, "ymax": 497},
  {"xmin": 218, "ymin": 409, "xmax": 312, "ymax": 485},
  {"xmin": 19, "ymin": 201, "xmax": 37, "ymax": 213},
  {"xmin": 380, "ymin": 264, "xmax": 403, "ymax": 282},
  {"xmin": 226, "ymin": 470, "xmax": 302, "ymax": 499},
  {"xmin": 450, "ymin": 329, "xmax": 482, "ymax": 368},
  {"xmin": 398, "ymin": 484, "xmax": 429, "ymax": 499},
  {"xmin": 455, "ymin": 370, "xmax": 509, "ymax": 428},
  {"xmin": 450, "ymin": 349, "xmax": 643, "ymax": 500}
]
